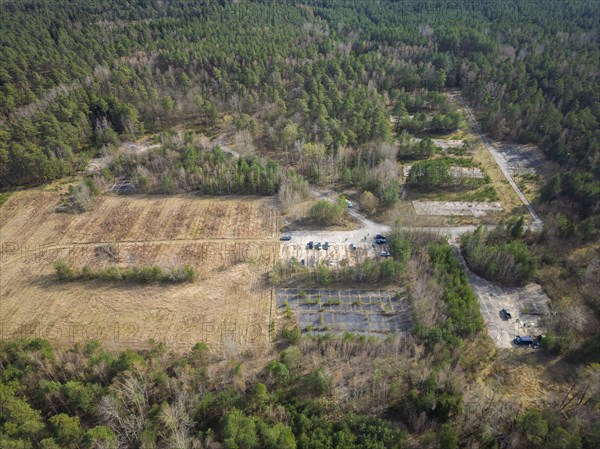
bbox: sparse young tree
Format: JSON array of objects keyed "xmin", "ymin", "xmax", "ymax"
[{"xmin": 360, "ymin": 190, "xmax": 379, "ymax": 214}]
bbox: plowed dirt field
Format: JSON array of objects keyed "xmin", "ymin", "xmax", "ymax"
[{"xmin": 0, "ymin": 191, "xmax": 280, "ymax": 353}]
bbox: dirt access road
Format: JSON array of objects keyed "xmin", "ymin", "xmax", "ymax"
[{"xmin": 86, "ymin": 138, "xmax": 161, "ymax": 175}]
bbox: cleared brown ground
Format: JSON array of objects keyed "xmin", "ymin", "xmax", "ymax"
[{"xmin": 0, "ymin": 191, "xmax": 280, "ymax": 353}]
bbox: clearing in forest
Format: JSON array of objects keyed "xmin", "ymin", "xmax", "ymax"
[
  {"xmin": 465, "ymin": 269, "xmax": 550, "ymax": 349},
  {"xmin": 0, "ymin": 190, "xmax": 280, "ymax": 353}
]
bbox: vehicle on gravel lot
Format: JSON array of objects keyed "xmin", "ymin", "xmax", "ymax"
[
  {"xmin": 307, "ymin": 241, "xmax": 314, "ymax": 249},
  {"xmin": 513, "ymin": 335, "xmax": 539, "ymax": 348},
  {"xmin": 315, "ymin": 242, "xmax": 322, "ymax": 250},
  {"xmin": 280, "ymin": 235, "xmax": 291, "ymax": 241},
  {"xmin": 380, "ymin": 250, "xmax": 391, "ymax": 257},
  {"xmin": 501, "ymin": 308, "xmax": 512, "ymax": 320},
  {"xmin": 349, "ymin": 243, "xmax": 357, "ymax": 250},
  {"xmin": 346, "ymin": 200, "xmax": 354, "ymax": 208},
  {"xmin": 375, "ymin": 237, "xmax": 387, "ymax": 244},
  {"xmin": 323, "ymin": 242, "xmax": 330, "ymax": 250}
]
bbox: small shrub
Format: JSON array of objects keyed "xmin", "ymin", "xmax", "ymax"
[
  {"xmin": 98, "ymin": 266, "xmax": 122, "ymax": 281},
  {"xmin": 266, "ymin": 361, "xmax": 290, "ymax": 385},
  {"xmin": 578, "ymin": 218, "xmax": 598, "ymax": 241},
  {"xmin": 556, "ymin": 214, "xmax": 574, "ymax": 238},
  {"xmin": 281, "ymin": 325, "xmax": 301, "ymax": 345},
  {"xmin": 81, "ymin": 265, "xmax": 94, "ymax": 280},
  {"xmin": 54, "ymin": 260, "xmax": 77, "ymax": 281},
  {"xmin": 165, "ymin": 266, "xmax": 196, "ymax": 283},
  {"xmin": 56, "ymin": 180, "xmax": 97, "ymax": 214},
  {"xmin": 304, "ymin": 368, "xmax": 332, "ymax": 396},
  {"xmin": 540, "ymin": 332, "xmax": 567, "ymax": 355},
  {"xmin": 540, "ymin": 253, "xmax": 559, "ymax": 266}
]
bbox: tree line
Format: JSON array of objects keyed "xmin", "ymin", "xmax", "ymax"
[{"xmin": 54, "ymin": 260, "xmax": 197, "ymax": 284}]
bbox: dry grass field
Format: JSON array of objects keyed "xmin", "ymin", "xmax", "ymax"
[{"xmin": 0, "ymin": 190, "xmax": 280, "ymax": 353}]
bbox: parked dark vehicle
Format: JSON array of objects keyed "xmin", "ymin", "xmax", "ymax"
[
  {"xmin": 280, "ymin": 235, "xmax": 291, "ymax": 241},
  {"xmin": 375, "ymin": 237, "xmax": 387, "ymax": 245},
  {"xmin": 514, "ymin": 335, "xmax": 537, "ymax": 347},
  {"xmin": 315, "ymin": 242, "xmax": 322, "ymax": 250},
  {"xmin": 307, "ymin": 241, "xmax": 314, "ymax": 249},
  {"xmin": 323, "ymin": 242, "xmax": 330, "ymax": 250},
  {"xmin": 501, "ymin": 309, "xmax": 512, "ymax": 320}
]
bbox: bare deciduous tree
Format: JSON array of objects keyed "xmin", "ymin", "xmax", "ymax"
[{"xmin": 99, "ymin": 376, "xmax": 149, "ymax": 446}]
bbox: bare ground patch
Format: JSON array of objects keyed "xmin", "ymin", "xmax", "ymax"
[
  {"xmin": 494, "ymin": 143, "xmax": 545, "ymax": 176},
  {"xmin": 465, "ymin": 270, "xmax": 550, "ymax": 349},
  {"xmin": 413, "ymin": 200, "xmax": 503, "ymax": 217}
]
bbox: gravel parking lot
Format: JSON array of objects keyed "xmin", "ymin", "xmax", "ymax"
[
  {"xmin": 450, "ymin": 242, "xmax": 549, "ymax": 348},
  {"xmin": 280, "ymin": 204, "xmax": 392, "ymax": 267},
  {"xmin": 280, "ymin": 236, "xmax": 386, "ymax": 268},
  {"xmin": 466, "ymin": 270, "xmax": 549, "ymax": 348}
]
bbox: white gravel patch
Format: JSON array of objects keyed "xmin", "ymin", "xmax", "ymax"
[
  {"xmin": 413, "ymin": 200, "xmax": 503, "ymax": 217},
  {"xmin": 432, "ymin": 139, "xmax": 464, "ymax": 149}
]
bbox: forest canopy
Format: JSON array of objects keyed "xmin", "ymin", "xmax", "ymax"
[{"xmin": 0, "ymin": 0, "xmax": 598, "ymax": 215}]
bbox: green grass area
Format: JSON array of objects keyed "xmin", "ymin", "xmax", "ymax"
[
  {"xmin": 0, "ymin": 191, "xmax": 13, "ymax": 208},
  {"xmin": 406, "ymin": 181, "xmax": 499, "ymax": 202},
  {"xmin": 461, "ymin": 185, "xmax": 500, "ymax": 201},
  {"xmin": 436, "ymin": 156, "xmax": 478, "ymax": 167}
]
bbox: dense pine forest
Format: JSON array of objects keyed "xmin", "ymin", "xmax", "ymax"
[
  {"xmin": 1, "ymin": 0, "xmax": 598, "ymax": 215},
  {"xmin": 1, "ymin": 1, "xmax": 600, "ymax": 449}
]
